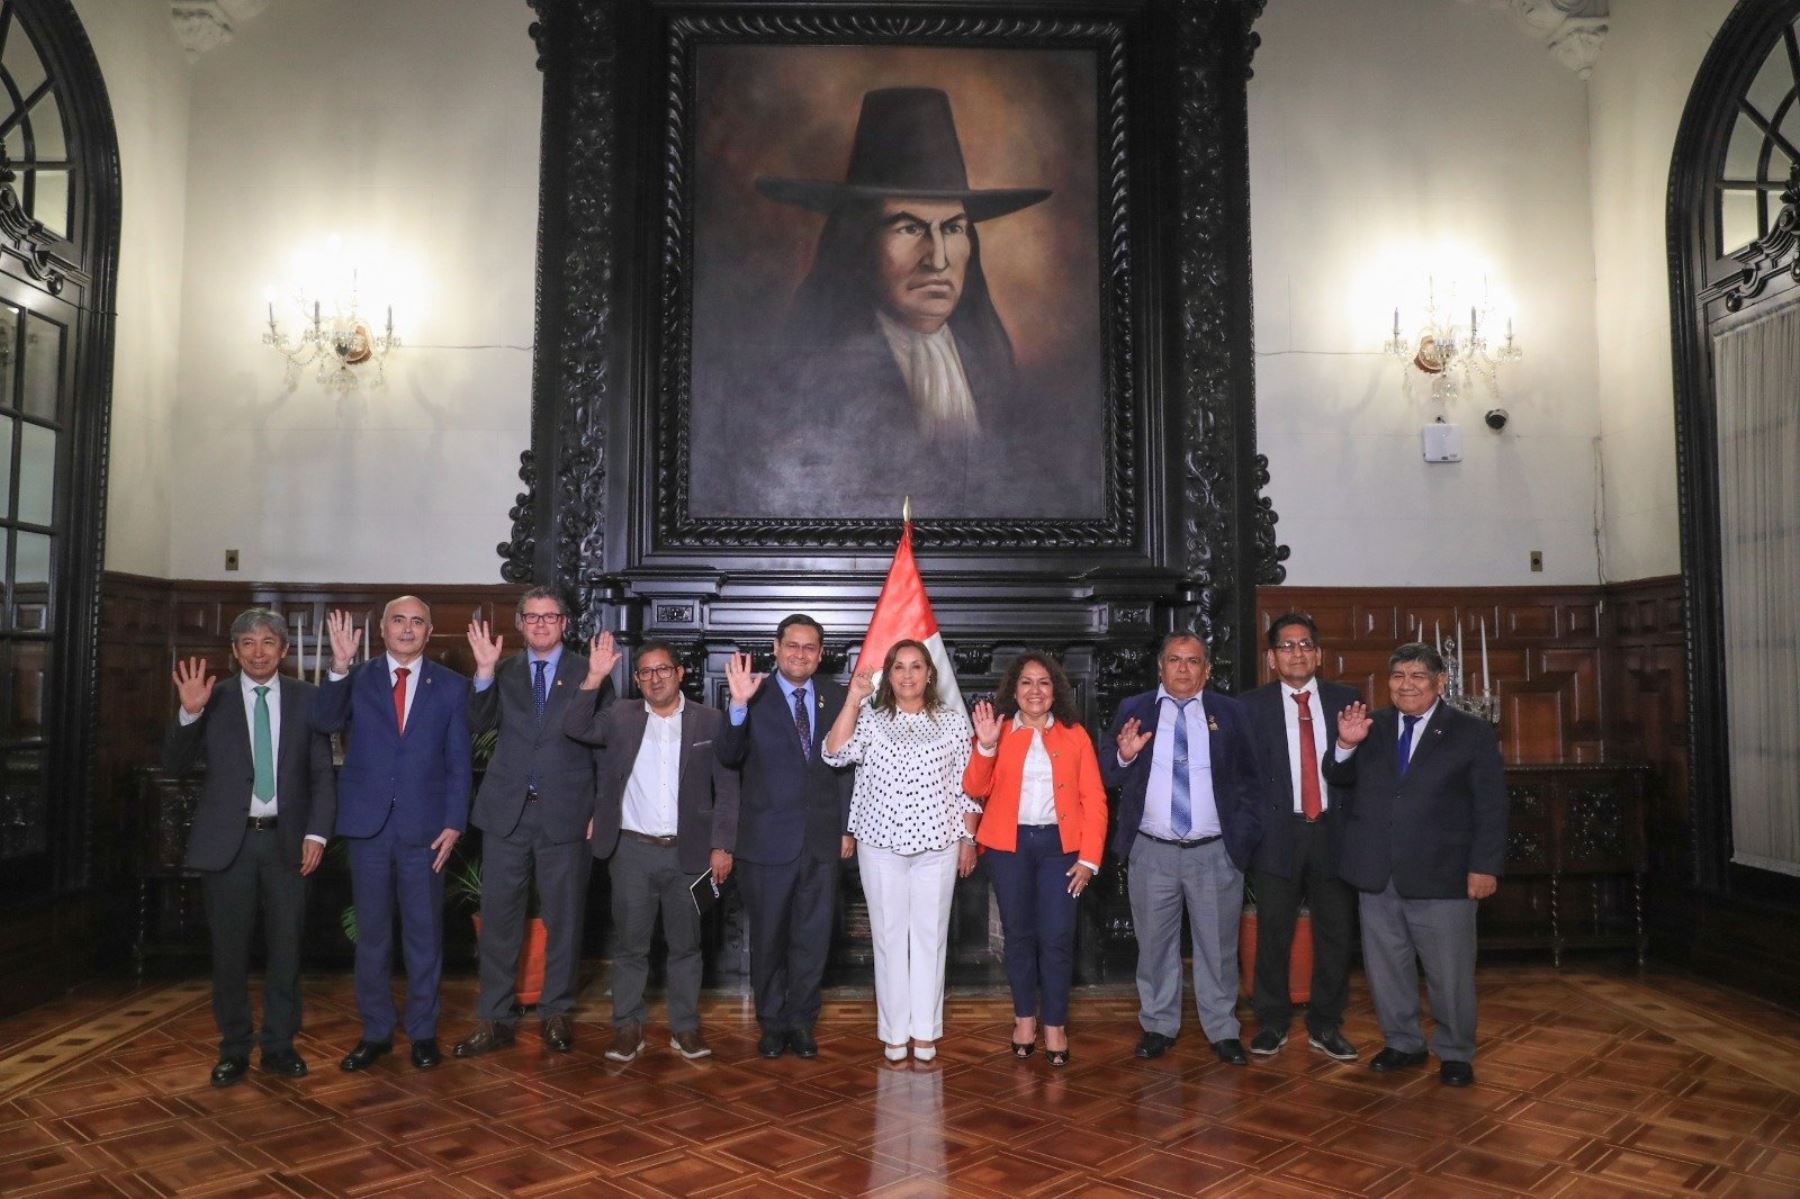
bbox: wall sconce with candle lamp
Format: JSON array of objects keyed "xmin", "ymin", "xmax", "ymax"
[
  {"xmin": 1384, "ymin": 276, "xmax": 1522, "ymax": 414},
  {"xmin": 262, "ymin": 235, "xmax": 403, "ymax": 390}
]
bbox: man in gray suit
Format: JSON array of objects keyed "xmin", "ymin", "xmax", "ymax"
[
  {"xmin": 564, "ymin": 636, "xmax": 739, "ymax": 1062},
  {"xmin": 453, "ymin": 587, "xmax": 602, "ymax": 1058},
  {"xmin": 164, "ymin": 609, "xmax": 336, "ymax": 1087}
]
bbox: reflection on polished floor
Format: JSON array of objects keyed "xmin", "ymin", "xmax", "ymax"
[{"xmin": 0, "ymin": 963, "xmax": 1796, "ymax": 1196}]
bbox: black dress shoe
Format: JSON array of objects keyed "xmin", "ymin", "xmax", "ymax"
[
  {"xmin": 1440, "ymin": 1059, "xmax": 1475, "ymax": 1087},
  {"xmin": 788, "ymin": 1028, "xmax": 819, "ymax": 1058},
  {"xmin": 339, "ymin": 1040, "xmax": 391, "ymax": 1072},
  {"xmin": 1248, "ymin": 1028, "xmax": 1287, "ymax": 1056},
  {"xmin": 1133, "ymin": 1031, "xmax": 1176, "ymax": 1060},
  {"xmin": 260, "ymin": 1049, "xmax": 308, "ymax": 1078},
  {"xmin": 1211, "ymin": 1039, "xmax": 1249, "ymax": 1066},
  {"xmin": 410, "ymin": 1038, "xmax": 441, "ymax": 1070},
  {"xmin": 1307, "ymin": 1028, "xmax": 1359, "ymax": 1062},
  {"xmin": 452, "ymin": 1020, "xmax": 516, "ymax": 1059},
  {"xmin": 1368, "ymin": 1046, "xmax": 1430, "ymax": 1073},
  {"xmin": 757, "ymin": 1029, "xmax": 787, "ymax": 1058},
  {"xmin": 542, "ymin": 1015, "xmax": 573, "ymax": 1053},
  {"xmin": 210, "ymin": 1056, "xmax": 249, "ymax": 1087}
]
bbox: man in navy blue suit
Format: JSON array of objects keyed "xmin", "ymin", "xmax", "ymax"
[
  {"xmin": 719, "ymin": 614, "xmax": 855, "ymax": 1059},
  {"xmin": 315, "ymin": 598, "xmax": 472, "ymax": 1072},
  {"xmin": 1102, "ymin": 631, "xmax": 1263, "ymax": 1065}
]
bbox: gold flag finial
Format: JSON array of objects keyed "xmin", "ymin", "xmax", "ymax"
[{"xmin": 903, "ymin": 495, "xmax": 912, "ymax": 523}]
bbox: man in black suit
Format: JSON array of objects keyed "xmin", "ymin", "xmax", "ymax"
[
  {"xmin": 164, "ymin": 609, "xmax": 336, "ymax": 1087},
  {"xmin": 1101, "ymin": 631, "xmax": 1264, "ymax": 1066},
  {"xmin": 563, "ymin": 637, "xmax": 739, "ymax": 1062},
  {"xmin": 453, "ymin": 588, "xmax": 601, "ymax": 1059},
  {"xmin": 1324, "ymin": 642, "xmax": 1508, "ymax": 1088},
  {"xmin": 719, "ymin": 614, "xmax": 855, "ymax": 1059},
  {"xmin": 1243, "ymin": 613, "xmax": 1361, "ymax": 1062}
]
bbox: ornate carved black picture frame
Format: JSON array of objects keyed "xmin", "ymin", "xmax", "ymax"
[{"xmin": 510, "ymin": 0, "xmax": 1282, "ymax": 689}]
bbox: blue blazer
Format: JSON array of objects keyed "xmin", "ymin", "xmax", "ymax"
[
  {"xmin": 314, "ymin": 658, "xmax": 473, "ymax": 844},
  {"xmin": 716, "ymin": 677, "xmax": 854, "ymax": 866},
  {"xmin": 1101, "ymin": 689, "xmax": 1264, "ymax": 870}
]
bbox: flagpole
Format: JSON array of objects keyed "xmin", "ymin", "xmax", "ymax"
[{"xmin": 902, "ymin": 495, "xmax": 911, "ymax": 523}]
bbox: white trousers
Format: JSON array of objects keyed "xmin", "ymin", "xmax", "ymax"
[{"xmin": 858, "ymin": 842, "xmax": 958, "ymax": 1044}]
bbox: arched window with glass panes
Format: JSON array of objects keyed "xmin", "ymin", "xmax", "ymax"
[
  {"xmin": 1670, "ymin": 2, "xmax": 1800, "ymax": 897},
  {"xmin": 0, "ymin": 0, "xmax": 118, "ymax": 908}
]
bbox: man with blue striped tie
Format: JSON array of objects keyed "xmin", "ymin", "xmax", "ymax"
[{"xmin": 1102, "ymin": 632, "xmax": 1265, "ymax": 1065}]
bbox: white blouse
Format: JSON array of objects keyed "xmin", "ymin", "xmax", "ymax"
[
  {"xmin": 1017, "ymin": 725, "xmax": 1058, "ymax": 826},
  {"xmin": 824, "ymin": 703, "xmax": 980, "ymax": 854}
]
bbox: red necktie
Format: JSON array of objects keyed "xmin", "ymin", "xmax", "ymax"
[
  {"xmin": 1294, "ymin": 691, "xmax": 1322, "ymax": 821},
  {"xmin": 393, "ymin": 667, "xmax": 410, "ymax": 734}
]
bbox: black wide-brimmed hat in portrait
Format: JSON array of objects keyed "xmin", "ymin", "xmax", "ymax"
[{"xmin": 755, "ymin": 87, "xmax": 1051, "ymax": 221}]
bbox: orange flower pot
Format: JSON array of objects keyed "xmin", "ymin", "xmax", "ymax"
[
  {"xmin": 471, "ymin": 914, "xmax": 550, "ymax": 1007},
  {"xmin": 1237, "ymin": 908, "xmax": 1313, "ymax": 1003}
]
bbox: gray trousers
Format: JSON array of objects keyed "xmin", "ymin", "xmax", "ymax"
[
  {"xmin": 1127, "ymin": 835, "xmax": 1243, "ymax": 1042},
  {"xmin": 477, "ymin": 799, "xmax": 591, "ymax": 1021},
  {"xmin": 608, "ymin": 835, "xmax": 703, "ymax": 1032},
  {"xmin": 202, "ymin": 828, "xmax": 306, "ymax": 1057},
  {"xmin": 1359, "ymin": 879, "xmax": 1479, "ymax": 1062}
]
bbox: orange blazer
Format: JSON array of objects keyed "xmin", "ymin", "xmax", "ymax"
[{"xmin": 962, "ymin": 720, "xmax": 1108, "ymax": 866}]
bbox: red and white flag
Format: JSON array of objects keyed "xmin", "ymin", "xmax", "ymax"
[{"xmin": 858, "ymin": 519, "xmax": 964, "ymax": 715}]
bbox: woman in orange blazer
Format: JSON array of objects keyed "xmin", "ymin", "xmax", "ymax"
[{"xmin": 964, "ymin": 651, "xmax": 1108, "ymax": 1066}]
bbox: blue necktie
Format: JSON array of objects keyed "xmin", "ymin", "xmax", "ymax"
[
  {"xmin": 792, "ymin": 686, "xmax": 811, "ymax": 760},
  {"xmin": 1398, "ymin": 714, "xmax": 1420, "ymax": 775},
  {"xmin": 533, "ymin": 659, "xmax": 549, "ymax": 720},
  {"xmin": 1170, "ymin": 697, "xmax": 1194, "ymax": 838}
]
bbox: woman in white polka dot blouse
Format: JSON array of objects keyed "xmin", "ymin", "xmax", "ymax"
[{"xmin": 822, "ymin": 639, "xmax": 980, "ymax": 1063}]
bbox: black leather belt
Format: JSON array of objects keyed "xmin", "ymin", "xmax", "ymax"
[
  {"xmin": 1140, "ymin": 832, "xmax": 1221, "ymax": 848},
  {"xmin": 622, "ymin": 829, "xmax": 678, "ymax": 848},
  {"xmin": 246, "ymin": 816, "xmax": 278, "ymax": 830},
  {"xmin": 1295, "ymin": 811, "xmax": 1327, "ymax": 822}
]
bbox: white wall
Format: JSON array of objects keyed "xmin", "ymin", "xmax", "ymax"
[
  {"xmin": 1250, "ymin": 0, "xmax": 1603, "ymax": 586},
  {"xmin": 1587, "ymin": 0, "xmax": 1734, "ymax": 583},
  {"xmin": 78, "ymin": 0, "xmax": 190, "ymax": 577},
  {"xmin": 167, "ymin": 0, "xmax": 541, "ymax": 583}
]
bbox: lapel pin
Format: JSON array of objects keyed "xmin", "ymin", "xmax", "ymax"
[{"xmin": 1207, "ymin": 716, "xmax": 1220, "ymax": 732}]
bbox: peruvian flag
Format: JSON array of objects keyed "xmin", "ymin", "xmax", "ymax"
[{"xmin": 858, "ymin": 519, "xmax": 965, "ymax": 715}]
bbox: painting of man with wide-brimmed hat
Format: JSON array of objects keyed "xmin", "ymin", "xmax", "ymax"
[{"xmin": 687, "ymin": 45, "xmax": 1105, "ymax": 523}]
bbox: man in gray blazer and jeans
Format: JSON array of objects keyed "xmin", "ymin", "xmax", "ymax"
[
  {"xmin": 564, "ymin": 635, "xmax": 739, "ymax": 1062},
  {"xmin": 165, "ymin": 609, "xmax": 336, "ymax": 1087},
  {"xmin": 454, "ymin": 588, "xmax": 602, "ymax": 1057}
]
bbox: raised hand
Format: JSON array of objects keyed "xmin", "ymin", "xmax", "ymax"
[
  {"xmin": 466, "ymin": 618, "xmax": 504, "ymax": 678},
  {"xmin": 848, "ymin": 668, "xmax": 876, "ymax": 705},
  {"xmin": 971, "ymin": 699, "xmax": 1003, "ymax": 750},
  {"xmin": 1115, "ymin": 716, "xmax": 1153, "ymax": 763},
  {"xmin": 1335, "ymin": 701, "xmax": 1373, "ymax": 748},
  {"xmin": 326, "ymin": 609, "xmax": 362, "ymax": 674},
  {"xmin": 172, "ymin": 657, "xmax": 217, "ymax": 716},
  {"xmin": 581, "ymin": 631, "xmax": 620, "ymax": 690},
  {"xmin": 724, "ymin": 652, "xmax": 765, "ymax": 708}
]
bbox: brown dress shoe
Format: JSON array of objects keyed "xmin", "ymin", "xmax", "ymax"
[
  {"xmin": 670, "ymin": 1028, "xmax": 712, "ymax": 1059},
  {"xmin": 604, "ymin": 1021, "xmax": 645, "ymax": 1063},
  {"xmin": 452, "ymin": 1020, "xmax": 516, "ymax": 1059},
  {"xmin": 543, "ymin": 1014, "xmax": 574, "ymax": 1053}
]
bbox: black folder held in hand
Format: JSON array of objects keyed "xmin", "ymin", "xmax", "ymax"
[{"xmin": 690, "ymin": 870, "xmax": 732, "ymax": 917}]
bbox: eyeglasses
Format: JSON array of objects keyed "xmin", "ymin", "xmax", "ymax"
[
  {"xmin": 519, "ymin": 613, "xmax": 566, "ymax": 626},
  {"xmin": 634, "ymin": 664, "xmax": 678, "ymax": 681},
  {"xmin": 1273, "ymin": 640, "xmax": 1317, "ymax": 653}
]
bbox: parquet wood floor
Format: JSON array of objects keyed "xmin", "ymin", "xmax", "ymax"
[{"xmin": 0, "ymin": 963, "xmax": 1795, "ymax": 1196}]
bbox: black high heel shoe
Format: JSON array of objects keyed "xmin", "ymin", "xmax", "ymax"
[
  {"xmin": 1046, "ymin": 1047, "xmax": 1071, "ymax": 1067},
  {"xmin": 1011, "ymin": 1038, "xmax": 1036, "ymax": 1059}
]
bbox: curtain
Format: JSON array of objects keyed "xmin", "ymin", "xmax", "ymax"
[{"xmin": 1713, "ymin": 301, "xmax": 1800, "ymax": 876}]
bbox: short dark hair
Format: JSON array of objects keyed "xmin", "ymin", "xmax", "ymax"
[
  {"xmin": 1159, "ymin": 629, "xmax": 1209, "ymax": 661},
  {"xmin": 1266, "ymin": 612, "xmax": 1320, "ymax": 650},
  {"xmin": 776, "ymin": 613, "xmax": 825, "ymax": 643},
  {"xmin": 515, "ymin": 586, "xmax": 569, "ymax": 621},
  {"xmin": 1388, "ymin": 642, "xmax": 1446, "ymax": 675},
  {"xmin": 993, "ymin": 650, "xmax": 1080, "ymax": 727},
  {"xmin": 635, "ymin": 639, "xmax": 681, "ymax": 669}
]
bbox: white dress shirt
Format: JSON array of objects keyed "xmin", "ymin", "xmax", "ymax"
[
  {"xmin": 1017, "ymin": 723, "xmax": 1057, "ymax": 826},
  {"xmin": 622, "ymin": 697, "xmax": 684, "ymax": 837},
  {"xmin": 176, "ymin": 673, "xmax": 325, "ymax": 844},
  {"xmin": 1283, "ymin": 676, "xmax": 1330, "ymax": 814},
  {"xmin": 1137, "ymin": 688, "xmax": 1221, "ymax": 840}
]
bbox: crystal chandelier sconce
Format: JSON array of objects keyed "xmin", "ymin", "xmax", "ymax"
[
  {"xmin": 263, "ymin": 272, "xmax": 400, "ymax": 391},
  {"xmin": 1385, "ymin": 278, "xmax": 1522, "ymax": 403},
  {"xmin": 1408, "ymin": 613, "xmax": 1501, "ymax": 725}
]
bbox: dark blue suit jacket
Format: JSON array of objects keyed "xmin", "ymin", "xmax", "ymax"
[
  {"xmin": 314, "ymin": 657, "xmax": 472, "ymax": 844},
  {"xmin": 1101, "ymin": 689, "xmax": 1263, "ymax": 869},
  {"xmin": 1243, "ymin": 679, "xmax": 1359, "ymax": 879},
  {"xmin": 717, "ymin": 676, "xmax": 854, "ymax": 865}
]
